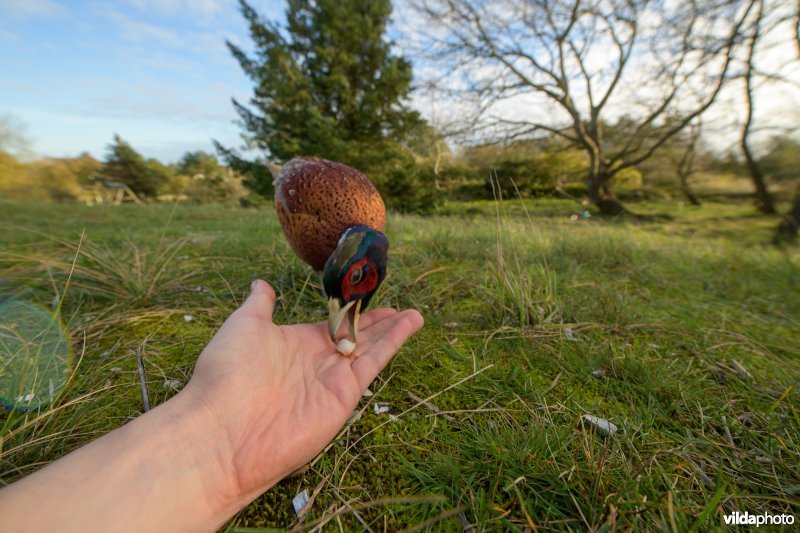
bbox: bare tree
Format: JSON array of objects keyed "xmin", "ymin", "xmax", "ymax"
[
  {"xmin": 796, "ymin": 0, "xmax": 800, "ymax": 55},
  {"xmin": 0, "ymin": 114, "xmax": 33, "ymax": 160},
  {"xmin": 673, "ymin": 120, "xmax": 704, "ymax": 206},
  {"xmin": 780, "ymin": 2, "xmax": 800, "ymax": 241},
  {"xmin": 775, "ymin": 181, "xmax": 800, "ymax": 242},
  {"xmin": 740, "ymin": 0, "xmax": 777, "ymax": 213},
  {"xmin": 414, "ymin": 0, "xmax": 756, "ymax": 214}
]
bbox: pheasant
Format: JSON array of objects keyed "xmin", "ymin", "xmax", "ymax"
[{"xmin": 272, "ymin": 157, "xmax": 388, "ymax": 355}]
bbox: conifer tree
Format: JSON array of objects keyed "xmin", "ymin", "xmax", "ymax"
[
  {"xmin": 219, "ymin": 0, "xmax": 425, "ymax": 204},
  {"xmin": 102, "ymin": 135, "xmax": 161, "ymax": 198}
]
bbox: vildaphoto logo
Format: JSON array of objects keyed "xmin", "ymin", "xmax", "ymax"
[{"xmin": 723, "ymin": 511, "xmax": 795, "ymax": 527}]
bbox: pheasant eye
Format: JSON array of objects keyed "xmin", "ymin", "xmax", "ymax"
[{"xmin": 350, "ymin": 267, "xmax": 363, "ymax": 285}]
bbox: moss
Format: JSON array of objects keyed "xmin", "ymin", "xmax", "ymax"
[{"xmin": 1, "ymin": 198, "xmax": 798, "ymax": 530}]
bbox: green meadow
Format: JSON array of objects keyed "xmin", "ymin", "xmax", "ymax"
[{"xmin": 1, "ymin": 198, "xmax": 798, "ymax": 530}]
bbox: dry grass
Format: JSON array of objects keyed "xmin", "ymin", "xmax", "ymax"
[{"xmin": 1, "ymin": 198, "xmax": 798, "ymax": 531}]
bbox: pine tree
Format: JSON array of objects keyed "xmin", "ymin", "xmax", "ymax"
[
  {"xmin": 102, "ymin": 135, "xmax": 161, "ymax": 198},
  {"xmin": 101, "ymin": 135, "xmax": 180, "ymax": 199},
  {"xmin": 219, "ymin": 0, "xmax": 427, "ymax": 206}
]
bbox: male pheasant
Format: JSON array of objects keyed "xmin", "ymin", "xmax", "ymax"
[{"xmin": 272, "ymin": 157, "xmax": 388, "ymax": 354}]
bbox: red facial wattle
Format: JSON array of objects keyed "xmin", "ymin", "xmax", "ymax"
[{"xmin": 341, "ymin": 257, "xmax": 380, "ymax": 302}]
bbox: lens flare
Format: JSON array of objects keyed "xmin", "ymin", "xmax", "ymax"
[{"xmin": 0, "ymin": 300, "xmax": 72, "ymax": 411}]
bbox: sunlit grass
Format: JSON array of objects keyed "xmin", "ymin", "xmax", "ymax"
[{"xmin": 0, "ymin": 198, "xmax": 798, "ymax": 530}]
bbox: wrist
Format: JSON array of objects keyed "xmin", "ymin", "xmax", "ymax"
[
  {"xmin": 0, "ymin": 382, "xmax": 256, "ymax": 533},
  {"xmin": 165, "ymin": 385, "xmax": 250, "ymax": 522},
  {"xmin": 175, "ymin": 382, "xmax": 291, "ymax": 509}
]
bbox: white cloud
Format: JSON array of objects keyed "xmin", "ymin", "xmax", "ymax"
[
  {"xmin": 399, "ymin": 0, "xmax": 800, "ymax": 153},
  {"xmin": 4, "ymin": 104, "xmax": 242, "ymax": 162},
  {"xmin": 0, "ymin": 0, "xmax": 68, "ymax": 18},
  {"xmin": 126, "ymin": 0, "xmax": 225, "ymax": 17},
  {"xmin": 101, "ymin": 9, "xmax": 184, "ymax": 48},
  {"xmin": 87, "ymin": 88, "xmax": 233, "ymax": 123},
  {"xmin": 0, "ymin": 27, "xmax": 18, "ymax": 42},
  {"xmin": 122, "ymin": 0, "xmax": 258, "ymax": 26}
]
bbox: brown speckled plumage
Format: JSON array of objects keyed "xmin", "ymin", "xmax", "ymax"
[{"xmin": 274, "ymin": 157, "xmax": 386, "ymax": 271}]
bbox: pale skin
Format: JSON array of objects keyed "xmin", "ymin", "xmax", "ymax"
[{"xmin": 0, "ymin": 280, "xmax": 424, "ymax": 532}]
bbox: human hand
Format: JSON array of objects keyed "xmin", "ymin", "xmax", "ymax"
[{"xmin": 181, "ymin": 280, "xmax": 424, "ymax": 510}]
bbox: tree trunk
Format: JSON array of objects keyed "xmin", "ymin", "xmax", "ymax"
[
  {"xmin": 741, "ymin": 0, "xmax": 776, "ymax": 215},
  {"xmin": 742, "ymin": 138, "xmax": 776, "ymax": 214},
  {"xmin": 775, "ymin": 181, "xmax": 800, "ymax": 243},
  {"xmin": 678, "ymin": 171, "xmax": 702, "ymax": 206},
  {"xmin": 588, "ymin": 172, "xmax": 626, "ymax": 216}
]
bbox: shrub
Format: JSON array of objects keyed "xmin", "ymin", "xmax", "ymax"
[
  {"xmin": 370, "ymin": 153, "xmax": 442, "ymax": 214},
  {"xmin": 759, "ymin": 137, "xmax": 800, "ymax": 183},
  {"xmin": 35, "ymin": 161, "xmax": 84, "ymax": 202},
  {"xmin": 0, "ymin": 152, "xmax": 41, "ymax": 200},
  {"xmin": 184, "ymin": 174, "xmax": 246, "ymax": 205},
  {"xmin": 487, "ymin": 150, "xmax": 586, "ymax": 198},
  {"xmin": 611, "ymin": 166, "xmax": 643, "ymax": 189},
  {"xmin": 318, "ymin": 141, "xmax": 443, "ymax": 213}
]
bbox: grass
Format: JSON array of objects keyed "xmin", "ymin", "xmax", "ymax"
[{"xmin": 0, "ymin": 197, "xmax": 798, "ymax": 531}]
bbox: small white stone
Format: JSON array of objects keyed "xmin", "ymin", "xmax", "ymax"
[
  {"xmin": 579, "ymin": 415, "xmax": 619, "ymax": 437},
  {"xmin": 183, "ymin": 314, "xmax": 193, "ymax": 322},
  {"xmin": 163, "ymin": 379, "xmax": 184, "ymax": 391},
  {"xmin": 336, "ymin": 339, "xmax": 356, "ymax": 356},
  {"xmin": 292, "ymin": 489, "xmax": 309, "ymax": 518}
]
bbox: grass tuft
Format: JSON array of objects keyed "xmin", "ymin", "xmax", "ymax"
[{"xmin": 1, "ymin": 198, "xmax": 798, "ymax": 530}]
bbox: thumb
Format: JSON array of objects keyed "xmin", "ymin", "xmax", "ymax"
[{"xmin": 241, "ymin": 279, "xmax": 277, "ymax": 319}]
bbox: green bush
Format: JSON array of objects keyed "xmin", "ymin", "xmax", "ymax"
[
  {"xmin": 1, "ymin": 154, "xmax": 103, "ymax": 203},
  {"xmin": 184, "ymin": 174, "xmax": 246, "ymax": 205},
  {"xmin": 759, "ymin": 137, "xmax": 800, "ymax": 183},
  {"xmin": 328, "ymin": 141, "xmax": 442, "ymax": 214},
  {"xmin": 611, "ymin": 166, "xmax": 643, "ymax": 189},
  {"xmin": 487, "ymin": 150, "xmax": 586, "ymax": 198},
  {"xmin": 446, "ymin": 180, "xmax": 487, "ymax": 201},
  {"xmin": 372, "ymin": 157, "xmax": 442, "ymax": 214},
  {"xmin": 35, "ymin": 161, "xmax": 84, "ymax": 202},
  {"xmin": 435, "ymin": 163, "xmax": 480, "ymax": 183}
]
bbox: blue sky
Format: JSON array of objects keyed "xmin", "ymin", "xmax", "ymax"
[
  {"xmin": 0, "ymin": 0, "xmax": 287, "ymax": 162},
  {"xmin": 3, "ymin": 0, "xmax": 796, "ymax": 164}
]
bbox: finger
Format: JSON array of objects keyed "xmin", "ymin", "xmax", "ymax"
[
  {"xmin": 351, "ymin": 310, "xmax": 424, "ymax": 389},
  {"xmin": 317, "ymin": 308, "xmax": 401, "ymax": 350},
  {"xmin": 289, "ymin": 307, "xmax": 399, "ymax": 351},
  {"xmin": 240, "ymin": 279, "xmax": 277, "ymax": 320},
  {"xmin": 357, "ymin": 308, "xmax": 421, "ymax": 343},
  {"xmin": 357, "ymin": 308, "xmax": 398, "ymax": 330}
]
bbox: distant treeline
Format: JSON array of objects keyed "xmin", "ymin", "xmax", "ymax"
[
  {"xmin": 0, "ymin": 134, "xmax": 246, "ymax": 205},
  {"xmin": 1, "ymin": 128, "xmax": 797, "ymax": 210}
]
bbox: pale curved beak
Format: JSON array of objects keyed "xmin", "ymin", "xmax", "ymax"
[
  {"xmin": 327, "ymin": 298, "xmax": 362, "ymax": 343},
  {"xmin": 328, "ymin": 298, "xmax": 353, "ymax": 342}
]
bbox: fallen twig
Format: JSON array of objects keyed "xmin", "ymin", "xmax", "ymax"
[
  {"xmin": 721, "ymin": 415, "xmax": 735, "ymax": 447},
  {"xmin": 343, "ymin": 365, "xmax": 495, "ymax": 456},
  {"xmin": 136, "ymin": 346, "xmax": 150, "ymax": 412},
  {"xmin": 407, "ymin": 391, "xmax": 457, "ymax": 423},
  {"xmin": 682, "ymin": 455, "xmax": 715, "ymax": 489}
]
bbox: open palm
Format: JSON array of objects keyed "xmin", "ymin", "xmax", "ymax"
[{"xmin": 184, "ymin": 280, "xmax": 423, "ymax": 501}]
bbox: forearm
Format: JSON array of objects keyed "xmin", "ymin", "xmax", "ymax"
[{"xmin": 0, "ymin": 389, "xmax": 245, "ymax": 533}]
